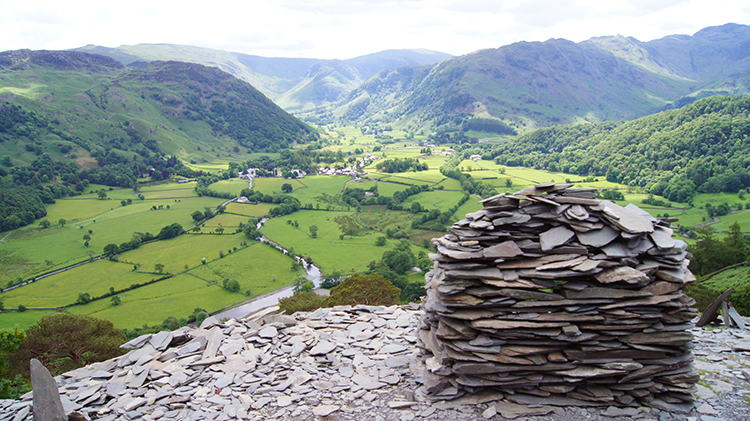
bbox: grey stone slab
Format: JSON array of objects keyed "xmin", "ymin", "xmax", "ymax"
[
  {"xmin": 492, "ymin": 213, "xmax": 532, "ymax": 226},
  {"xmin": 728, "ymin": 306, "xmax": 746, "ymax": 330},
  {"xmin": 576, "ymin": 225, "xmax": 620, "ymax": 247},
  {"xmin": 30, "ymin": 359, "xmax": 67, "ymax": 421},
  {"xmin": 202, "ymin": 326, "xmax": 224, "ymax": 359},
  {"xmin": 149, "ymin": 331, "xmax": 173, "ymax": 351},
  {"xmin": 565, "ymin": 204, "xmax": 589, "ymax": 220},
  {"xmin": 594, "ymin": 266, "xmax": 649, "ymax": 284},
  {"xmin": 539, "ymin": 226, "xmax": 575, "ymax": 251},
  {"xmin": 258, "ymin": 326, "xmax": 277, "ymax": 338},
  {"xmin": 105, "ymin": 381, "xmax": 127, "ymax": 397},
  {"xmin": 650, "ymin": 225, "xmax": 676, "ymax": 250},
  {"xmin": 601, "ymin": 201, "xmax": 655, "ymax": 234},
  {"xmin": 482, "ymin": 241, "xmax": 523, "ymax": 258},
  {"xmin": 601, "ymin": 242, "xmax": 637, "ymax": 258},
  {"xmin": 309, "ymin": 340, "xmax": 336, "ymax": 356},
  {"xmin": 120, "ymin": 333, "xmax": 153, "ymax": 350}
]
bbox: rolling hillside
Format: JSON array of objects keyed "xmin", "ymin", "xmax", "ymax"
[{"xmin": 0, "ymin": 49, "xmax": 316, "ymax": 168}]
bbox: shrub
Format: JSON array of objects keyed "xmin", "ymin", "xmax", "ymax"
[
  {"xmin": 730, "ymin": 283, "xmax": 750, "ymax": 317},
  {"xmin": 328, "ymin": 274, "xmax": 400, "ymax": 307},
  {"xmin": 278, "ymin": 291, "xmax": 328, "ymax": 314}
]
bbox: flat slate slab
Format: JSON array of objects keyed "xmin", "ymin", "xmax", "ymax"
[
  {"xmin": 539, "ymin": 226, "xmax": 575, "ymax": 251},
  {"xmin": 601, "ymin": 201, "xmax": 654, "ymax": 234}
]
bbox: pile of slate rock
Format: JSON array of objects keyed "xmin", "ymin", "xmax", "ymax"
[{"xmin": 418, "ymin": 183, "xmax": 699, "ymax": 411}]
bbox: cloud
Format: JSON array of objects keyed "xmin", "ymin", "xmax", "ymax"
[{"xmin": 0, "ymin": 0, "xmax": 748, "ymax": 59}]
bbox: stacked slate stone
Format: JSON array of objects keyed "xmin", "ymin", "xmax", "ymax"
[{"xmin": 418, "ymin": 183, "xmax": 699, "ymax": 410}]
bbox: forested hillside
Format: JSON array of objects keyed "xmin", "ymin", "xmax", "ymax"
[{"xmin": 490, "ymin": 95, "xmax": 750, "ymax": 202}]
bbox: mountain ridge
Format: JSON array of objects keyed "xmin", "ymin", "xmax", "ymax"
[
  {"xmin": 70, "ymin": 44, "xmax": 452, "ymax": 111},
  {"xmin": 330, "ymin": 23, "xmax": 750, "ymax": 132}
]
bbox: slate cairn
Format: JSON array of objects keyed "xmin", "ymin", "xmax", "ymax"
[{"xmin": 418, "ymin": 183, "xmax": 699, "ymax": 411}]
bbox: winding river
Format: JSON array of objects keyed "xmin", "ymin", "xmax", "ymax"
[{"xmin": 212, "ymin": 217, "xmax": 323, "ymax": 320}]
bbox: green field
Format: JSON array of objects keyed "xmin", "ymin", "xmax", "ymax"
[
  {"xmin": 121, "ymin": 232, "xmax": 249, "ymax": 273},
  {"xmin": 0, "ymin": 195, "xmax": 225, "ymax": 284},
  {"xmin": 400, "ymin": 190, "xmax": 468, "ymax": 212},
  {"xmin": 201, "ymin": 214, "xmax": 249, "ymax": 231},
  {"xmin": 68, "ymin": 274, "xmax": 240, "ymax": 329},
  {"xmin": 289, "ymin": 176, "xmax": 350, "ymax": 208},
  {"xmin": 209, "ymin": 179, "xmax": 251, "ymax": 195},
  {"xmin": 262, "ymin": 210, "xmax": 421, "ymax": 274},
  {"xmin": 0, "ymin": 310, "xmax": 55, "ymax": 330},
  {"xmin": 0, "ymin": 260, "xmax": 157, "ymax": 308},
  {"xmin": 188, "ymin": 242, "xmax": 298, "ymax": 297},
  {"xmin": 252, "ymin": 177, "xmax": 306, "ymax": 195},
  {"xmin": 224, "ymin": 202, "xmax": 275, "ymax": 217}
]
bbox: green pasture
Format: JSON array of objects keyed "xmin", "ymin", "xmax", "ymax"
[
  {"xmin": 407, "ymin": 272, "xmax": 427, "ymax": 285},
  {"xmin": 252, "ymin": 177, "xmax": 306, "ymax": 195},
  {"xmin": 224, "ymin": 202, "xmax": 275, "ymax": 217},
  {"xmin": 288, "ymin": 176, "xmax": 350, "ymax": 207},
  {"xmin": 201, "ymin": 214, "xmax": 248, "ymax": 231},
  {"xmin": 138, "ymin": 183, "xmax": 199, "ymax": 199},
  {"xmin": 376, "ymin": 182, "xmax": 413, "ymax": 197},
  {"xmin": 44, "ymin": 199, "xmax": 125, "ymax": 224},
  {"xmin": 68, "ymin": 274, "xmax": 239, "ymax": 329},
  {"xmin": 0, "ymin": 260, "xmax": 157, "ymax": 308},
  {"xmin": 0, "ymin": 196, "xmax": 225, "ymax": 283},
  {"xmin": 185, "ymin": 154, "xmax": 279, "ymax": 173},
  {"xmin": 0, "ymin": 309, "xmax": 53, "ymax": 330},
  {"xmin": 262, "ymin": 210, "xmax": 414, "ymax": 274},
  {"xmin": 401, "ymin": 190, "xmax": 468, "ymax": 212},
  {"xmin": 711, "ymin": 210, "xmax": 750, "ymax": 233},
  {"xmin": 436, "ymin": 178, "xmax": 463, "ymax": 190},
  {"xmin": 345, "ymin": 180, "xmax": 377, "ymax": 192},
  {"xmin": 209, "ymin": 179, "xmax": 250, "ymax": 196},
  {"xmin": 121, "ymin": 232, "xmax": 249, "ymax": 274},
  {"xmin": 692, "ymin": 192, "xmax": 747, "ymax": 208},
  {"xmin": 189, "ymin": 242, "xmax": 297, "ymax": 297},
  {"xmin": 139, "ymin": 182, "xmax": 198, "ymax": 192}
]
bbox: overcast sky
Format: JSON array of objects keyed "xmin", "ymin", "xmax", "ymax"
[{"xmin": 0, "ymin": 0, "xmax": 748, "ymax": 60}]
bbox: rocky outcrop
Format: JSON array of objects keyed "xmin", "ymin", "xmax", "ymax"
[{"xmin": 418, "ymin": 183, "xmax": 698, "ymax": 411}]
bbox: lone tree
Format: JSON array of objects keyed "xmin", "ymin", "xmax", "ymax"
[
  {"xmin": 39, "ymin": 219, "xmax": 51, "ymax": 229},
  {"xmin": 191, "ymin": 210, "xmax": 204, "ymax": 223},
  {"xmin": 103, "ymin": 244, "xmax": 120, "ymax": 255},
  {"xmin": 75, "ymin": 292, "xmax": 91, "ymax": 305},
  {"xmin": 97, "ymin": 190, "xmax": 108, "ymax": 200},
  {"xmin": 154, "ymin": 263, "xmax": 165, "ymax": 274},
  {"xmin": 9, "ymin": 313, "xmax": 125, "ymax": 378},
  {"xmin": 110, "ymin": 296, "xmax": 121, "ymax": 306},
  {"xmin": 58, "ymin": 218, "xmax": 66, "ymax": 227},
  {"xmin": 281, "ymin": 183, "xmax": 293, "ymax": 193},
  {"xmin": 309, "ymin": 225, "xmax": 319, "ymax": 238}
]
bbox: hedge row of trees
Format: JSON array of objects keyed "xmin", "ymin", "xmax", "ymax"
[{"xmin": 375, "ymin": 157, "xmax": 428, "ymax": 173}]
